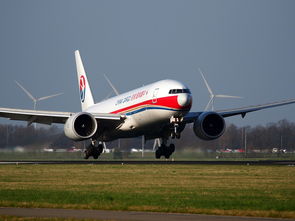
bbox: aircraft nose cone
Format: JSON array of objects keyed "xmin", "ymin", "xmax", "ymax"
[{"xmin": 177, "ymin": 93, "xmax": 192, "ymax": 107}]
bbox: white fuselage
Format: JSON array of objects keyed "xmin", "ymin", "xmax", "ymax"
[{"xmin": 86, "ymin": 79, "xmax": 192, "ymax": 140}]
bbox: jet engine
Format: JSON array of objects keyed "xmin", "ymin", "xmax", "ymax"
[
  {"xmin": 64, "ymin": 112, "xmax": 97, "ymax": 141},
  {"xmin": 193, "ymin": 112, "xmax": 225, "ymax": 140}
]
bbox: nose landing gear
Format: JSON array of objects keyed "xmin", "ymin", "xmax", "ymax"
[
  {"xmin": 170, "ymin": 116, "xmax": 182, "ymax": 139},
  {"xmin": 155, "ymin": 116, "xmax": 184, "ymax": 159},
  {"xmin": 171, "ymin": 123, "xmax": 181, "ymax": 139}
]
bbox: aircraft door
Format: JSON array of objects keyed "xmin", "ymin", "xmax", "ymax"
[{"xmin": 152, "ymin": 88, "xmax": 159, "ymax": 103}]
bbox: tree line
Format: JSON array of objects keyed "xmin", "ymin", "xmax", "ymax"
[
  {"xmin": 175, "ymin": 119, "xmax": 295, "ymax": 152},
  {"xmin": 0, "ymin": 119, "xmax": 294, "ymax": 151}
]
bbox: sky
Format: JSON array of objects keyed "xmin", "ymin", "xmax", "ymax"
[{"xmin": 0, "ymin": 0, "xmax": 294, "ymax": 127}]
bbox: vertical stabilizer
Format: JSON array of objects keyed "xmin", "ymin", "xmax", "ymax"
[{"xmin": 75, "ymin": 50, "xmax": 94, "ymax": 111}]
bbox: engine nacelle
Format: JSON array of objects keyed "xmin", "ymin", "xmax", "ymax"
[
  {"xmin": 193, "ymin": 112, "xmax": 225, "ymax": 140},
  {"xmin": 64, "ymin": 112, "xmax": 97, "ymax": 141}
]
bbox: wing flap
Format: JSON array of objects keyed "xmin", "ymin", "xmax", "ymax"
[{"xmin": 92, "ymin": 113, "xmax": 126, "ymax": 121}]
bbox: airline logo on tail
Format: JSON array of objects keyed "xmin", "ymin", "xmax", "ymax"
[{"xmin": 79, "ymin": 75, "xmax": 86, "ymax": 102}]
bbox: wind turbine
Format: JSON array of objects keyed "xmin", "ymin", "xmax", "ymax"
[
  {"xmin": 15, "ymin": 81, "xmax": 63, "ymax": 128},
  {"xmin": 198, "ymin": 68, "xmax": 242, "ymax": 111},
  {"xmin": 15, "ymin": 81, "xmax": 63, "ymax": 110},
  {"xmin": 103, "ymin": 74, "xmax": 122, "ymax": 153}
]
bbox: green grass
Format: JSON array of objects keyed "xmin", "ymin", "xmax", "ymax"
[
  {"xmin": 0, "ymin": 164, "xmax": 294, "ymax": 218},
  {"xmin": 0, "ymin": 216, "xmax": 106, "ymax": 221}
]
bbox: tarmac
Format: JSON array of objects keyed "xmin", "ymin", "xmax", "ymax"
[
  {"xmin": 1, "ymin": 207, "xmax": 294, "ymax": 221},
  {"xmin": 0, "ymin": 160, "xmax": 295, "ymax": 165}
]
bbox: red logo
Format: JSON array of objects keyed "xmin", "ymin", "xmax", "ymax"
[{"xmin": 79, "ymin": 76, "xmax": 86, "ymax": 102}]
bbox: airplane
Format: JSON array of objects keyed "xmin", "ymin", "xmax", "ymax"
[{"xmin": 0, "ymin": 50, "xmax": 295, "ymax": 159}]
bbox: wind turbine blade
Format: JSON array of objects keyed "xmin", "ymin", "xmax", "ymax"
[
  {"xmin": 153, "ymin": 138, "xmax": 161, "ymax": 151},
  {"xmin": 104, "ymin": 74, "xmax": 120, "ymax": 96},
  {"xmin": 198, "ymin": 68, "xmax": 214, "ymax": 96},
  {"xmin": 103, "ymin": 142, "xmax": 107, "ymax": 153},
  {"xmin": 103, "ymin": 91, "xmax": 114, "ymax": 101},
  {"xmin": 215, "ymin": 95, "xmax": 243, "ymax": 99},
  {"xmin": 37, "ymin": 92, "xmax": 63, "ymax": 101},
  {"xmin": 15, "ymin": 81, "xmax": 36, "ymax": 101},
  {"xmin": 153, "ymin": 139, "xmax": 157, "ymax": 151},
  {"xmin": 205, "ymin": 97, "xmax": 214, "ymax": 111}
]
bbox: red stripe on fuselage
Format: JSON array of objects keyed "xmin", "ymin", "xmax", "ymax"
[{"xmin": 111, "ymin": 96, "xmax": 189, "ymax": 114}]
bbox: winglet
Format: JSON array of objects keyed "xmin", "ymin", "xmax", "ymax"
[{"xmin": 75, "ymin": 50, "xmax": 94, "ymax": 111}]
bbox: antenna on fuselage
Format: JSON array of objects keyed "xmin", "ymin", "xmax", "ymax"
[{"xmin": 198, "ymin": 68, "xmax": 242, "ymax": 111}]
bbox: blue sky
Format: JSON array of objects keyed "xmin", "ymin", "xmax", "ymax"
[{"xmin": 0, "ymin": 0, "xmax": 294, "ymax": 126}]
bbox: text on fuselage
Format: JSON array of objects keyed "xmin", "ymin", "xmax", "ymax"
[{"xmin": 115, "ymin": 90, "xmax": 149, "ymax": 106}]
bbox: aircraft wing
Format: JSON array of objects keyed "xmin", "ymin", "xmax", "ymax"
[
  {"xmin": 184, "ymin": 98, "xmax": 295, "ymax": 123},
  {"xmin": 0, "ymin": 107, "xmax": 124, "ymax": 125},
  {"xmin": 217, "ymin": 98, "xmax": 295, "ymax": 118}
]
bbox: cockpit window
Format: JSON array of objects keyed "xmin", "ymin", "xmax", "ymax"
[{"xmin": 169, "ymin": 89, "xmax": 191, "ymax": 94}]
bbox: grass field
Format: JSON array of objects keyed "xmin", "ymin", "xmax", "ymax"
[
  {"xmin": 0, "ymin": 164, "xmax": 294, "ymax": 219},
  {"xmin": 0, "ymin": 216, "xmax": 104, "ymax": 221}
]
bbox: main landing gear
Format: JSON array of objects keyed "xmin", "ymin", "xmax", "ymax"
[
  {"xmin": 155, "ymin": 143, "xmax": 175, "ymax": 159},
  {"xmin": 83, "ymin": 140, "xmax": 104, "ymax": 159}
]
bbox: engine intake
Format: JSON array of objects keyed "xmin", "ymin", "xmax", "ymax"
[
  {"xmin": 64, "ymin": 112, "xmax": 97, "ymax": 141},
  {"xmin": 193, "ymin": 112, "xmax": 225, "ymax": 140}
]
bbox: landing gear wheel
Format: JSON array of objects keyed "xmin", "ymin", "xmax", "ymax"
[
  {"xmin": 155, "ymin": 149, "xmax": 162, "ymax": 159},
  {"xmin": 171, "ymin": 133, "xmax": 176, "ymax": 139},
  {"xmin": 83, "ymin": 141, "xmax": 104, "ymax": 160},
  {"xmin": 171, "ymin": 132, "xmax": 181, "ymax": 139},
  {"xmin": 169, "ymin": 144, "xmax": 175, "ymax": 153},
  {"xmin": 93, "ymin": 150, "xmax": 99, "ymax": 159},
  {"xmin": 155, "ymin": 144, "xmax": 175, "ymax": 159},
  {"xmin": 93, "ymin": 144, "xmax": 104, "ymax": 159},
  {"xmin": 83, "ymin": 149, "xmax": 91, "ymax": 159},
  {"xmin": 164, "ymin": 150, "xmax": 170, "ymax": 159},
  {"xmin": 164, "ymin": 144, "xmax": 175, "ymax": 159}
]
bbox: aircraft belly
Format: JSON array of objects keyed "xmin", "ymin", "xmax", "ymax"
[
  {"xmin": 101, "ymin": 109, "xmax": 176, "ymax": 141},
  {"xmin": 135, "ymin": 109, "xmax": 172, "ymax": 125}
]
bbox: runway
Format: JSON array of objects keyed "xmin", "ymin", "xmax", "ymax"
[
  {"xmin": 0, "ymin": 160, "xmax": 294, "ymax": 165},
  {"xmin": 0, "ymin": 207, "xmax": 293, "ymax": 221}
]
